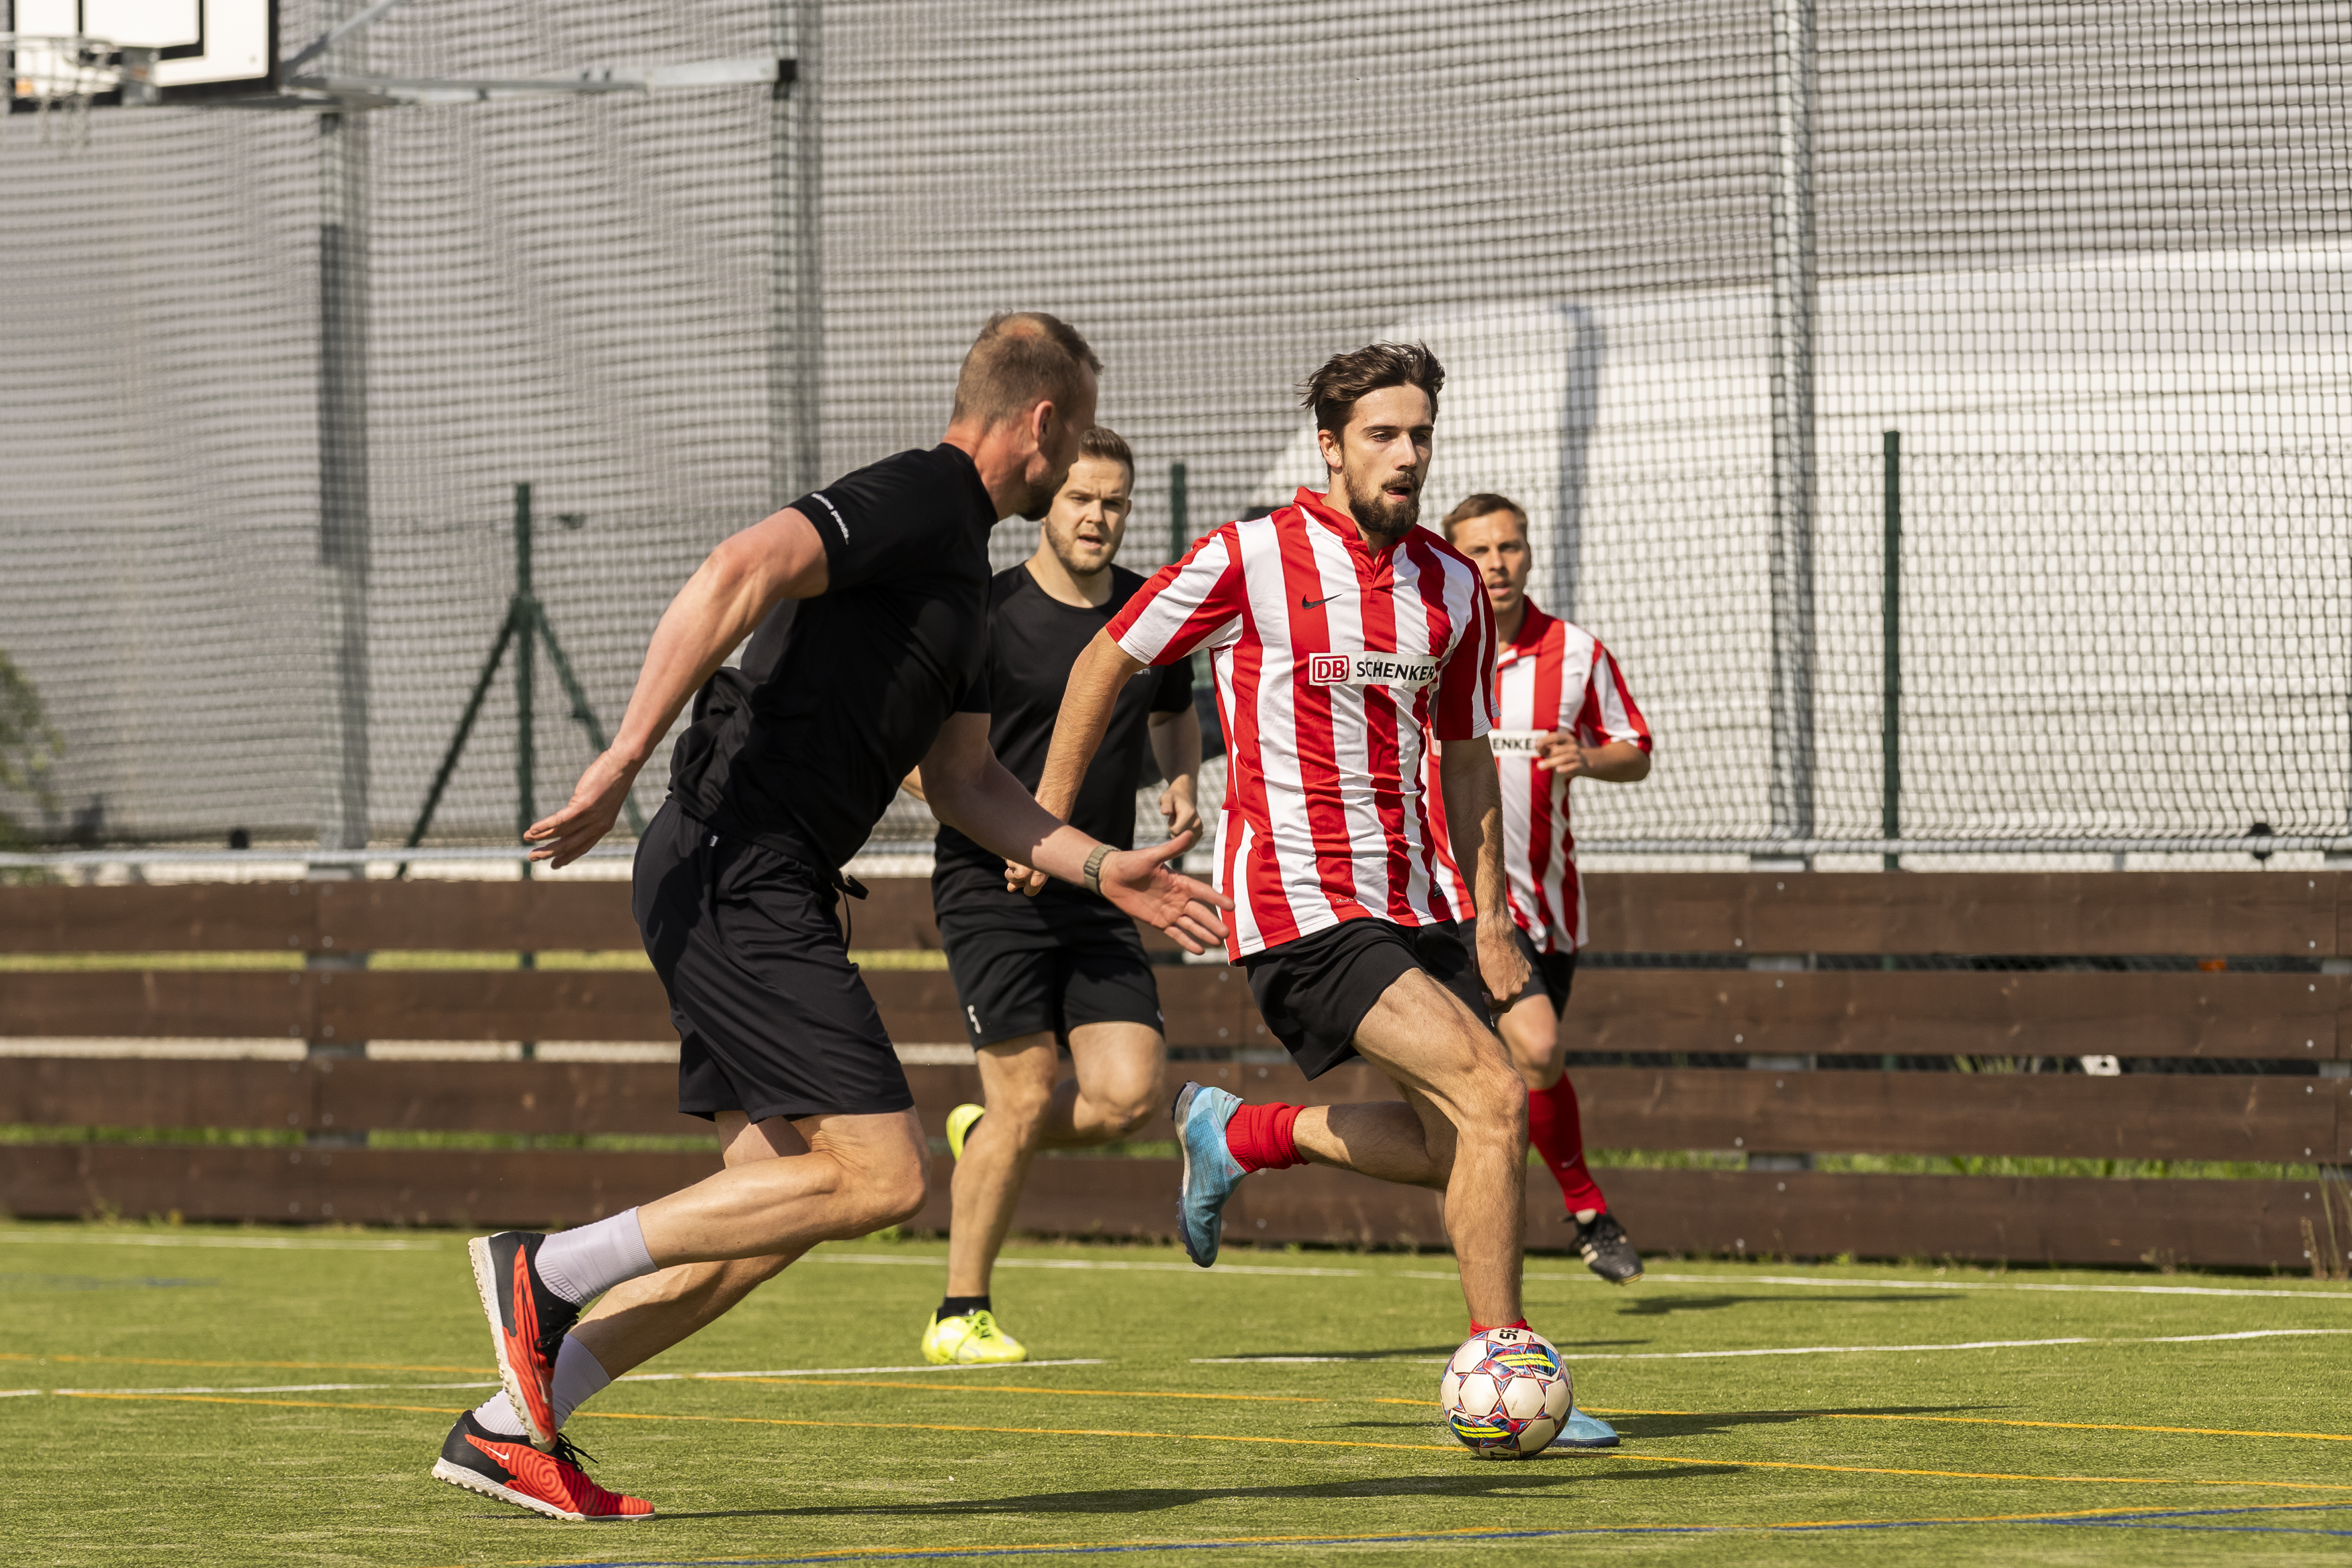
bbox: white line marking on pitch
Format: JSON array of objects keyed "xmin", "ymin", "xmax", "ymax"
[
  {"xmin": 1638, "ymin": 1271, "xmax": 2352, "ymax": 1304},
  {"xmin": 813, "ymin": 1252, "xmax": 2352, "ymax": 1303},
  {"xmin": 1194, "ymin": 1328, "xmax": 2352, "ymax": 1366},
  {"xmin": 0, "ymin": 1231, "xmax": 438, "ymax": 1253},
  {"xmin": 52, "ymin": 1381, "xmax": 497, "ymax": 1395},
  {"xmin": 29, "ymin": 1363, "xmax": 1106, "ymax": 1396}
]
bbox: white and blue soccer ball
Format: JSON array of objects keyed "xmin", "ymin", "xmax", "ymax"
[{"xmin": 1440, "ymin": 1326, "xmax": 1574, "ymax": 1457}]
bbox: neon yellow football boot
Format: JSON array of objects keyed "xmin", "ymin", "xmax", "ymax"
[
  {"xmin": 921, "ymin": 1308, "xmax": 1029, "ymax": 1365},
  {"xmin": 944, "ymin": 1102, "xmax": 985, "ymax": 1160}
]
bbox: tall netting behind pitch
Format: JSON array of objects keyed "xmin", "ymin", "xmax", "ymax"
[{"xmin": 1, "ymin": 3, "xmax": 2346, "ymax": 856}]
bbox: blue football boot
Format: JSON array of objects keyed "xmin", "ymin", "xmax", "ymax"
[
  {"xmin": 1171, "ymin": 1081, "xmax": 1248, "ymax": 1267},
  {"xmin": 1550, "ymin": 1406, "xmax": 1621, "ymax": 1449}
]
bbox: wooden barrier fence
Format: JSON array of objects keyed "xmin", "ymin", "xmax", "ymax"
[{"xmin": 3, "ymin": 874, "xmax": 2348, "ymax": 1271}]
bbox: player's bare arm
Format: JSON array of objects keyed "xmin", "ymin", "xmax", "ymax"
[
  {"xmin": 1151, "ymin": 701, "xmax": 1203, "ymax": 841},
  {"xmin": 920, "ymin": 709, "xmax": 1231, "ymax": 953},
  {"xmin": 525, "ymin": 507, "xmax": 830, "ymax": 867},
  {"xmin": 1537, "ymin": 735, "xmax": 1651, "ymax": 782},
  {"xmin": 1440, "ymin": 733, "xmax": 1530, "ymax": 1010}
]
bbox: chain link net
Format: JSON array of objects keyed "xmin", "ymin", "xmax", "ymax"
[{"xmin": 1, "ymin": 3, "xmax": 2346, "ymax": 855}]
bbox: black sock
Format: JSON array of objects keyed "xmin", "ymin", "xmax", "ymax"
[{"xmin": 939, "ymin": 1294, "xmax": 991, "ymax": 1319}]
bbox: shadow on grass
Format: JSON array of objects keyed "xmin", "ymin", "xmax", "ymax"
[
  {"xmin": 1612, "ymin": 1293, "xmax": 1961, "ymax": 1318},
  {"xmin": 649, "ymin": 1464, "xmax": 1740, "ymax": 1521},
  {"xmin": 1605, "ymin": 1405, "xmax": 1978, "ymax": 1441}
]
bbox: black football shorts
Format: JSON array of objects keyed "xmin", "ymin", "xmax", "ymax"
[
  {"xmin": 632, "ymin": 799, "xmax": 913, "ymax": 1123},
  {"xmin": 937, "ymin": 904, "xmax": 1163, "ymax": 1050},
  {"xmin": 1242, "ymin": 917, "xmax": 1490, "ymax": 1079}
]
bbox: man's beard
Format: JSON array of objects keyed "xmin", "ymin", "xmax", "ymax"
[
  {"xmin": 1346, "ymin": 471, "xmax": 1423, "ymax": 540},
  {"xmin": 1048, "ymin": 528, "xmax": 1112, "ymax": 578}
]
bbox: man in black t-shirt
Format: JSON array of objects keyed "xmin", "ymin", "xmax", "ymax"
[
  {"xmin": 902, "ymin": 426, "xmax": 1200, "ymax": 1366},
  {"xmin": 423, "ymin": 315, "xmax": 1229, "ymax": 1522}
]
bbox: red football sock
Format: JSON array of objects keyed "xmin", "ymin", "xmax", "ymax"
[
  {"xmin": 1527, "ymin": 1074, "xmax": 1608, "ymax": 1218},
  {"xmin": 1469, "ymin": 1318, "xmax": 1530, "ymax": 1335},
  {"xmin": 1223, "ymin": 1102, "xmax": 1303, "ymax": 1173}
]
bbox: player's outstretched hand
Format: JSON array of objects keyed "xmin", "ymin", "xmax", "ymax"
[
  {"xmin": 1473, "ymin": 911, "xmax": 1531, "ymax": 1012},
  {"xmin": 1100, "ymin": 831, "xmax": 1233, "ymax": 955},
  {"xmin": 526, "ymin": 749, "xmax": 640, "ymax": 869}
]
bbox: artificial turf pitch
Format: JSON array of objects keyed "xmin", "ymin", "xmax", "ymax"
[{"xmin": 2, "ymin": 1223, "xmax": 2348, "ymax": 1567}]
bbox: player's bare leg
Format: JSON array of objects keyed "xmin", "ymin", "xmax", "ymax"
[
  {"xmin": 632, "ymin": 1107, "xmax": 928, "ymax": 1265},
  {"xmin": 1290, "ymin": 971, "xmax": 1529, "ymax": 1326},
  {"xmin": 946, "ymin": 1021, "xmax": 1162, "ymax": 1298},
  {"xmin": 1496, "ymin": 989, "xmax": 1639, "ymax": 1283},
  {"xmin": 569, "ymin": 1111, "xmax": 815, "ymax": 1377},
  {"xmin": 442, "ymin": 1109, "xmax": 847, "ymax": 1508}
]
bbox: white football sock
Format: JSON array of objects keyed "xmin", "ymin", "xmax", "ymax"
[
  {"xmin": 470, "ymin": 1390, "xmax": 528, "ymax": 1437},
  {"xmin": 534, "ymin": 1208, "xmax": 656, "ymax": 1306},
  {"xmin": 550, "ymin": 1334, "xmax": 613, "ymax": 1429}
]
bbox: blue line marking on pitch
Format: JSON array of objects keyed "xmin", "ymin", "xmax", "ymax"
[{"xmin": 520, "ymin": 1504, "xmax": 2352, "ymax": 1568}]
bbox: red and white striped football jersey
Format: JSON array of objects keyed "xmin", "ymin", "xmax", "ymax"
[
  {"xmin": 1106, "ymin": 488, "xmax": 1496, "ymax": 959},
  {"xmin": 1426, "ymin": 600, "xmax": 1651, "ymax": 953}
]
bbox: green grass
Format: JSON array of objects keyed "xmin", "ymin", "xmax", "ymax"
[{"xmin": 3, "ymin": 1224, "xmax": 2351, "ymax": 1566}]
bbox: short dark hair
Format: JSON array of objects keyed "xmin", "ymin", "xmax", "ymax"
[
  {"xmin": 1300, "ymin": 341, "xmax": 1445, "ymax": 436},
  {"xmin": 1077, "ymin": 425, "xmax": 1134, "ymax": 480},
  {"xmin": 1441, "ymin": 493, "xmax": 1528, "ymax": 542},
  {"xmin": 951, "ymin": 312, "xmax": 1102, "ymax": 429}
]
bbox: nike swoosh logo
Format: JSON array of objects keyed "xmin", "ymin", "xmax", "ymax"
[{"xmin": 1300, "ymin": 594, "xmax": 1341, "ymax": 609}]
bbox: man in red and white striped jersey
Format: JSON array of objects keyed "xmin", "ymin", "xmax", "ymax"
[
  {"xmin": 1424, "ymin": 493, "xmax": 1653, "ymax": 1284},
  {"xmin": 1027, "ymin": 343, "xmax": 1539, "ymax": 1338}
]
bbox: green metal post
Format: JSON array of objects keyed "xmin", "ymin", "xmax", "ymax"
[
  {"xmin": 514, "ymin": 483, "xmax": 536, "ymax": 858},
  {"xmin": 1168, "ymin": 459, "xmax": 1189, "ymax": 564},
  {"xmin": 1881, "ymin": 430, "xmax": 1901, "ymax": 873},
  {"xmin": 513, "ymin": 482, "xmax": 537, "ymax": 1056}
]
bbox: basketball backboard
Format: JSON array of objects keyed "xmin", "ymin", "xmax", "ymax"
[{"xmin": 7, "ymin": 0, "xmax": 277, "ymax": 106}]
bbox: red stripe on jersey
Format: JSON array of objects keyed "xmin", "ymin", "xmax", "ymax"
[
  {"xmin": 1272, "ymin": 510, "xmax": 1360, "ymax": 918},
  {"xmin": 1108, "ymin": 493, "xmax": 1489, "ymax": 958}
]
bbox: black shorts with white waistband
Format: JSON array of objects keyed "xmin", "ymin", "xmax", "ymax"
[
  {"xmin": 1242, "ymin": 917, "xmax": 1491, "ymax": 1080},
  {"xmin": 631, "ymin": 797, "xmax": 914, "ymax": 1123},
  {"xmin": 937, "ymin": 897, "xmax": 1163, "ymax": 1050}
]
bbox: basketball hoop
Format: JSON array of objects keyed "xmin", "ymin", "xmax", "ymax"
[{"xmin": 3, "ymin": 33, "xmax": 123, "ymax": 147}]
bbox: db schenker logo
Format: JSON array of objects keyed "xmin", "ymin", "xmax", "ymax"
[{"xmin": 1307, "ymin": 653, "xmax": 1353, "ymax": 684}]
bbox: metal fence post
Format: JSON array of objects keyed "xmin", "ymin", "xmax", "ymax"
[
  {"xmin": 513, "ymin": 483, "xmax": 536, "ymax": 854},
  {"xmin": 1169, "ymin": 459, "xmax": 1189, "ymax": 564},
  {"xmin": 1765, "ymin": 0, "xmax": 1817, "ymax": 857},
  {"xmin": 317, "ymin": 98, "xmax": 370, "ymax": 859},
  {"xmin": 769, "ymin": 1, "xmax": 821, "ymax": 505},
  {"xmin": 1883, "ymin": 430, "xmax": 1901, "ymax": 872}
]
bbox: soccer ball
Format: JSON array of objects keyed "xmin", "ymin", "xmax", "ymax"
[{"xmin": 1440, "ymin": 1326, "xmax": 1573, "ymax": 1458}]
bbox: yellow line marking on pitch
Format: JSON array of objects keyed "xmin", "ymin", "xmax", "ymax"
[
  {"xmin": 1825, "ymin": 1412, "xmax": 2352, "ymax": 1443},
  {"xmin": 1584, "ymin": 1406, "xmax": 2352, "ymax": 1445},
  {"xmin": 1608, "ymin": 1450, "xmax": 2352, "ymax": 1492},
  {"xmin": 56, "ymin": 1390, "xmax": 2352, "ymax": 1492},
  {"xmin": 0, "ymin": 1350, "xmax": 492, "ymax": 1375},
  {"xmin": 736, "ymin": 1378, "xmax": 1300, "ymax": 1403}
]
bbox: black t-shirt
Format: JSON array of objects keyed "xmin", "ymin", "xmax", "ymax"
[
  {"xmin": 667, "ymin": 445, "xmax": 997, "ymax": 872},
  {"xmin": 932, "ymin": 563, "xmax": 1195, "ymax": 920}
]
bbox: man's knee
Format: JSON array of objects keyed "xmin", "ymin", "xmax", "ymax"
[
  {"xmin": 1091, "ymin": 1073, "xmax": 1160, "ymax": 1137},
  {"xmin": 1447, "ymin": 1041, "xmax": 1530, "ymax": 1142},
  {"xmin": 865, "ymin": 1144, "xmax": 931, "ymax": 1227}
]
